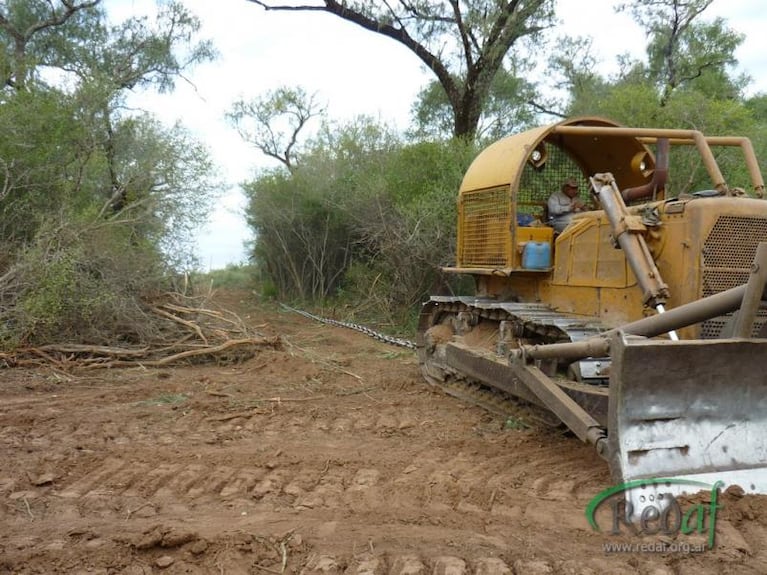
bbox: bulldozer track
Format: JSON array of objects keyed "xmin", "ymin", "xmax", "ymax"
[
  {"xmin": 424, "ymin": 296, "xmax": 605, "ymax": 337},
  {"xmin": 415, "ymin": 296, "xmax": 620, "ymax": 430}
]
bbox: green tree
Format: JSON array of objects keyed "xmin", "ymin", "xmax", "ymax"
[
  {"xmin": 547, "ymin": 2, "xmax": 765, "ymax": 197},
  {"xmin": 616, "ymin": 0, "xmax": 745, "ymax": 105},
  {"xmin": 80, "ymin": 2, "xmax": 215, "ymax": 93},
  {"xmin": 0, "ymin": 1, "xmax": 220, "ymax": 345},
  {"xmin": 63, "ymin": 1, "xmax": 216, "ymax": 213},
  {"xmin": 0, "ymin": 0, "xmax": 100, "ymax": 91},
  {"xmin": 227, "ymin": 86, "xmax": 325, "ymax": 172},
  {"xmin": 544, "ymin": 35, "xmax": 605, "ymax": 118},
  {"xmin": 247, "ymin": 0, "xmax": 555, "ymax": 139},
  {"xmin": 243, "ymin": 116, "xmax": 397, "ymax": 300},
  {"xmin": 410, "ymin": 64, "xmax": 538, "ymax": 142},
  {"xmin": 242, "ymin": 115, "xmax": 476, "ymax": 322}
]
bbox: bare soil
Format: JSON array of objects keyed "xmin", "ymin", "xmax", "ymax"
[{"xmin": 2, "ymin": 291, "xmax": 767, "ymax": 574}]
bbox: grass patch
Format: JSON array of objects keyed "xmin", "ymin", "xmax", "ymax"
[
  {"xmin": 504, "ymin": 416, "xmax": 530, "ymax": 430},
  {"xmin": 138, "ymin": 393, "xmax": 189, "ymax": 407},
  {"xmin": 378, "ymin": 350, "xmax": 412, "ymax": 360}
]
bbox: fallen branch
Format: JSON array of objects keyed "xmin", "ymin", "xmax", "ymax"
[
  {"xmin": 205, "ymin": 390, "xmax": 235, "ymax": 398},
  {"xmin": 22, "ymin": 497, "xmax": 34, "ymax": 519},
  {"xmin": 159, "ymin": 302, "xmax": 254, "ymax": 334},
  {"xmin": 151, "ymin": 306, "xmax": 208, "ymax": 344},
  {"xmin": 204, "ymin": 410, "xmax": 265, "ymax": 422},
  {"xmin": 146, "ymin": 337, "xmax": 280, "ymax": 366},
  {"xmin": 284, "ymin": 339, "xmax": 363, "ymax": 381},
  {"xmin": 6, "ymin": 336, "xmax": 281, "ymax": 370},
  {"xmin": 36, "ymin": 344, "xmax": 149, "ymax": 357},
  {"xmin": 253, "ymin": 395, "xmax": 326, "ymax": 403},
  {"xmin": 1, "ymin": 291, "xmax": 278, "ymax": 370}
]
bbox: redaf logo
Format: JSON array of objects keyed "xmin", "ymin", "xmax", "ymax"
[{"xmin": 585, "ymin": 478, "xmax": 724, "ymax": 550}]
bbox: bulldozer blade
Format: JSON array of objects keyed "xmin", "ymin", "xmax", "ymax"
[{"xmin": 608, "ymin": 332, "xmax": 767, "ymax": 513}]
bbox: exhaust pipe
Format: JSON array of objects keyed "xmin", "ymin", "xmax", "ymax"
[{"xmin": 621, "ymin": 138, "xmax": 669, "ymax": 202}]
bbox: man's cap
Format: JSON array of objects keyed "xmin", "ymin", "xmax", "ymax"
[{"xmin": 563, "ymin": 177, "xmax": 579, "ymax": 189}]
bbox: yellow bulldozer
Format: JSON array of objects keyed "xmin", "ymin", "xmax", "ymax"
[{"xmin": 417, "ymin": 117, "xmax": 767, "ymax": 511}]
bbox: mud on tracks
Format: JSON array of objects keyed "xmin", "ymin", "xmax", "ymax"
[{"xmin": 1, "ymin": 293, "xmax": 767, "ymax": 574}]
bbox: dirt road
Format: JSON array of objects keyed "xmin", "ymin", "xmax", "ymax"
[{"xmin": 2, "ymin": 293, "xmax": 766, "ymax": 574}]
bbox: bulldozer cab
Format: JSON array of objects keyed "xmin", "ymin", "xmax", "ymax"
[
  {"xmin": 445, "ymin": 116, "xmax": 767, "ymax": 332},
  {"xmin": 449, "ymin": 117, "xmax": 661, "ymax": 276}
]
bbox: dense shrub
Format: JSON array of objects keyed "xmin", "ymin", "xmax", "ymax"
[
  {"xmin": 243, "ymin": 117, "xmax": 478, "ymax": 323},
  {"xmin": 1, "ymin": 217, "xmax": 166, "ymax": 346}
]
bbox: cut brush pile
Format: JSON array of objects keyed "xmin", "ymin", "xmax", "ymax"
[{"xmin": 0, "ymin": 293, "xmax": 281, "ymax": 370}]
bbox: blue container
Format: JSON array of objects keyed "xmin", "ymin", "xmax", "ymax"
[
  {"xmin": 522, "ymin": 241, "xmax": 551, "ymax": 270},
  {"xmin": 517, "ymin": 213, "xmax": 535, "ymax": 227}
]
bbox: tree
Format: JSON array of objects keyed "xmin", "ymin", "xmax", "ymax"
[
  {"xmin": 549, "ymin": 2, "xmax": 764, "ymax": 198},
  {"xmin": 57, "ymin": 1, "xmax": 216, "ymax": 94},
  {"xmin": 242, "ymin": 114, "xmax": 477, "ymax": 323},
  {"xmin": 227, "ymin": 86, "xmax": 325, "ymax": 172},
  {"xmin": 616, "ymin": 0, "xmax": 745, "ymax": 105},
  {"xmin": 0, "ymin": 1, "xmax": 216, "ymax": 216},
  {"xmin": 247, "ymin": 0, "xmax": 555, "ymax": 139},
  {"xmin": 102, "ymin": 114, "xmax": 220, "ymax": 269},
  {"xmin": 243, "ymin": 116, "xmax": 398, "ymax": 300},
  {"xmin": 0, "ymin": 0, "xmax": 100, "ymax": 91},
  {"xmin": 0, "ymin": 1, "xmax": 221, "ymax": 346},
  {"xmin": 410, "ymin": 62, "xmax": 538, "ymax": 141},
  {"xmin": 541, "ymin": 35, "xmax": 606, "ymax": 118},
  {"xmin": 56, "ymin": 1, "xmax": 216, "ymax": 213}
]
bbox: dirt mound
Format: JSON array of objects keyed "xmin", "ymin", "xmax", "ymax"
[{"xmin": 1, "ymin": 292, "xmax": 766, "ymax": 574}]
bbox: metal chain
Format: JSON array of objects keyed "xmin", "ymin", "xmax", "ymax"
[{"xmin": 279, "ymin": 303, "xmax": 416, "ymax": 350}]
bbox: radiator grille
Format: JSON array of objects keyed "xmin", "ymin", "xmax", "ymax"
[
  {"xmin": 458, "ymin": 187, "xmax": 510, "ymax": 267},
  {"xmin": 701, "ymin": 215, "xmax": 767, "ymax": 338}
]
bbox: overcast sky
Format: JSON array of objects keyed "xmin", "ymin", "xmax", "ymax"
[{"xmin": 108, "ymin": 0, "xmax": 767, "ymax": 270}]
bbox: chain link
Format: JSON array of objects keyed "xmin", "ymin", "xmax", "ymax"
[{"xmin": 280, "ymin": 304, "xmax": 417, "ymax": 350}]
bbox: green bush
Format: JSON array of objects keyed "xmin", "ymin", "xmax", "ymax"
[
  {"xmin": 243, "ymin": 118, "xmax": 479, "ymax": 324},
  {"xmin": 199, "ymin": 264, "xmax": 258, "ymax": 291},
  {"xmin": 2, "ymin": 217, "xmax": 164, "ymax": 347}
]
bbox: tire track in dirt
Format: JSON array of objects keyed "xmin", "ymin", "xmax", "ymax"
[
  {"xmin": 47, "ymin": 429, "xmax": 603, "ymax": 514},
  {"xmin": 1, "ymin": 296, "xmax": 765, "ymax": 574}
]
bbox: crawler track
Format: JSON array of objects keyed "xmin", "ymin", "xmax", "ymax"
[{"xmin": 416, "ymin": 297, "xmax": 613, "ymax": 428}]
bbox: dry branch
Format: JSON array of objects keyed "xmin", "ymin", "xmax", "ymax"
[
  {"xmin": 1, "ymin": 293, "xmax": 281, "ymax": 370},
  {"xmin": 139, "ymin": 337, "xmax": 280, "ymax": 366},
  {"xmin": 204, "ymin": 410, "xmax": 266, "ymax": 422},
  {"xmin": 150, "ymin": 306, "xmax": 209, "ymax": 344},
  {"xmin": 37, "ymin": 344, "xmax": 150, "ymax": 357}
]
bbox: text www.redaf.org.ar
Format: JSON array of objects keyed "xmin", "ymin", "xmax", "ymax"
[{"xmin": 602, "ymin": 541, "xmax": 708, "ymax": 554}]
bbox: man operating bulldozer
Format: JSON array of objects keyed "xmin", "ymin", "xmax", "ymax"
[{"xmin": 548, "ymin": 177, "xmax": 586, "ymax": 232}]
